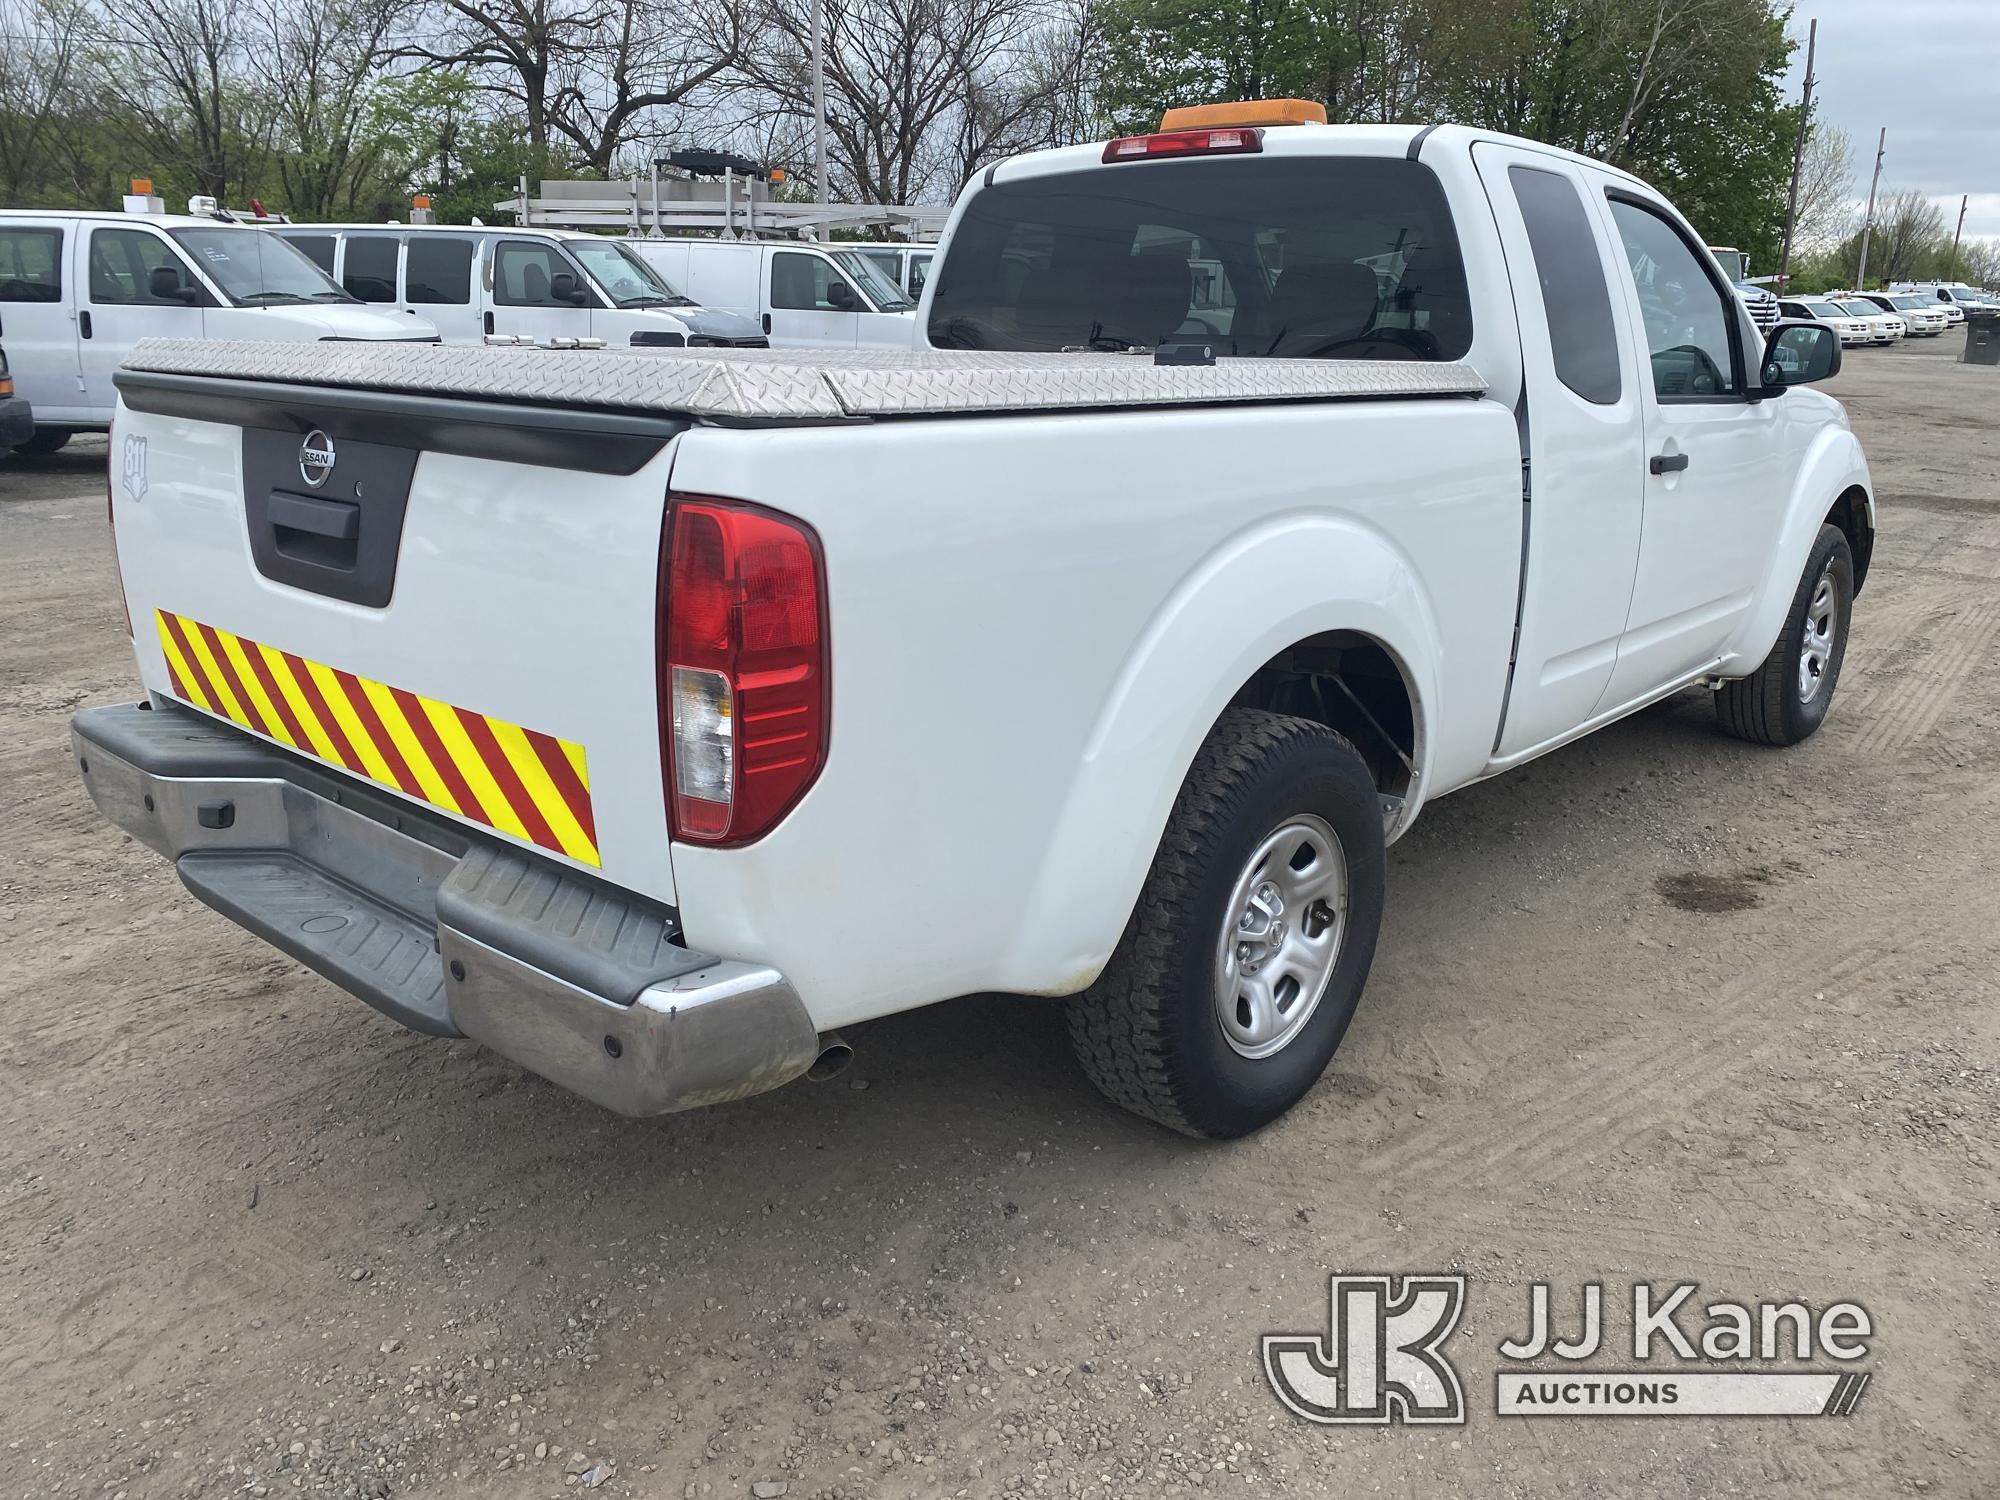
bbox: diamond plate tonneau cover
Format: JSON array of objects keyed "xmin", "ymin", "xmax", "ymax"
[{"xmin": 122, "ymin": 338, "xmax": 1486, "ymax": 423}]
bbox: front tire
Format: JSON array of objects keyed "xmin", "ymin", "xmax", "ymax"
[
  {"xmin": 1066, "ymin": 709, "xmax": 1386, "ymax": 1139},
  {"xmin": 12, "ymin": 427, "xmax": 72, "ymax": 457},
  {"xmin": 1716, "ymin": 523, "xmax": 1853, "ymax": 746}
]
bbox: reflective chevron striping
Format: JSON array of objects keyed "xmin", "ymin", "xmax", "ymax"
[{"xmin": 152, "ymin": 609, "xmax": 599, "ymax": 867}]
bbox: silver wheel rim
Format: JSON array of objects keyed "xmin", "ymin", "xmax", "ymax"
[
  {"xmin": 1797, "ymin": 565, "xmax": 1839, "ymax": 703},
  {"xmin": 1213, "ymin": 814, "xmax": 1348, "ymax": 1060}
]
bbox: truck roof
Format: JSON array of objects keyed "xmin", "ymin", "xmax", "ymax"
[
  {"xmin": 985, "ymin": 122, "xmax": 1650, "ymax": 192},
  {"xmin": 0, "ymin": 209, "xmax": 281, "ymax": 231},
  {"xmin": 121, "ymin": 337, "xmax": 1486, "ymax": 424}
]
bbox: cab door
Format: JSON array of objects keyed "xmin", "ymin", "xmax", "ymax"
[
  {"xmin": 79, "ymin": 224, "xmax": 207, "ymax": 416},
  {"xmin": 0, "ymin": 221, "xmax": 83, "ymax": 420},
  {"xmin": 1592, "ymin": 183, "xmax": 1791, "ymax": 707},
  {"xmin": 1470, "ymin": 142, "xmax": 1647, "ymax": 760},
  {"xmin": 764, "ymin": 249, "xmax": 860, "ymax": 347}
]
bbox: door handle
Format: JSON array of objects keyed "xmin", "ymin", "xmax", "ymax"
[
  {"xmin": 483, "ymin": 310, "xmax": 494, "ymax": 335},
  {"xmin": 1649, "ymin": 452, "xmax": 1689, "ymax": 475},
  {"xmin": 79, "ymin": 310, "xmax": 93, "ymax": 339},
  {"xmin": 762, "ymin": 312, "xmax": 772, "ymax": 335}
]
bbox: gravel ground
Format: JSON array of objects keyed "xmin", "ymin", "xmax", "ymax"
[{"xmin": 1, "ymin": 334, "xmax": 1996, "ymax": 1500}]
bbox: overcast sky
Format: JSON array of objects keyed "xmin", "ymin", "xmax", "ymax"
[{"xmin": 1783, "ymin": 0, "xmax": 2000, "ymax": 248}]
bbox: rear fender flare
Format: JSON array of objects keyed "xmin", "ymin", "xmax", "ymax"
[{"xmin": 998, "ymin": 514, "xmax": 1441, "ymax": 996}]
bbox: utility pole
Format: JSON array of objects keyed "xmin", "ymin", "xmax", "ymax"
[
  {"xmin": 1947, "ymin": 194, "xmax": 1968, "ymax": 282},
  {"xmin": 811, "ymin": 0, "xmax": 829, "ymax": 208},
  {"xmin": 1854, "ymin": 127, "xmax": 1885, "ymax": 290},
  {"xmin": 1777, "ymin": 17, "xmax": 1816, "ymax": 285}
]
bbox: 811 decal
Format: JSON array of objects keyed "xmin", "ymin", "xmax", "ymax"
[{"xmin": 153, "ymin": 609, "xmax": 599, "ymax": 867}]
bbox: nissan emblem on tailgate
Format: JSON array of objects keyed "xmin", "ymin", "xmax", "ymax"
[{"xmin": 298, "ymin": 429, "xmax": 336, "ymax": 488}]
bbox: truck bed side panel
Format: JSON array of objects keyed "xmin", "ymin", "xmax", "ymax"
[{"xmin": 669, "ymin": 397, "xmax": 1521, "ymax": 1027}]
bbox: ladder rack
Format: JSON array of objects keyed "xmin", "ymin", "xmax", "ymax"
[{"xmin": 496, "ymin": 173, "xmax": 948, "ymax": 241}]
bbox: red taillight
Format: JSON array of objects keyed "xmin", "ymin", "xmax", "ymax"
[
  {"xmin": 107, "ymin": 421, "xmax": 132, "ymax": 636},
  {"xmin": 659, "ymin": 496, "xmax": 828, "ymax": 846},
  {"xmin": 1101, "ymin": 127, "xmax": 1263, "ymax": 163}
]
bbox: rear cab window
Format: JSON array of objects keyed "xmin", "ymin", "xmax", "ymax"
[{"xmin": 928, "ymin": 156, "xmax": 1474, "ymax": 358}]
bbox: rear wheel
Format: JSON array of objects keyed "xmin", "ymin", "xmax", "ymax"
[
  {"xmin": 12, "ymin": 427, "xmax": 72, "ymax": 457},
  {"xmin": 1066, "ymin": 709, "xmax": 1386, "ymax": 1139},
  {"xmin": 1716, "ymin": 523, "xmax": 1853, "ymax": 746}
]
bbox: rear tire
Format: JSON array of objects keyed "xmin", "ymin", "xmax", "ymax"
[
  {"xmin": 1066, "ymin": 709, "xmax": 1386, "ymax": 1139},
  {"xmin": 12, "ymin": 427, "xmax": 72, "ymax": 457},
  {"xmin": 1716, "ymin": 523, "xmax": 1853, "ymax": 746}
]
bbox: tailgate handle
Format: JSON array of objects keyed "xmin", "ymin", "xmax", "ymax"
[{"xmin": 268, "ymin": 490, "xmax": 360, "ymax": 540}]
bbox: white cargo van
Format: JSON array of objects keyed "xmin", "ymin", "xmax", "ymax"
[
  {"xmin": 624, "ymin": 239, "xmax": 920, "ymax": 348},
  {"xmin": 0, "ymin": 209, "xmax": 435, "ymax": 450},
  {"xmin": 273, "ymin": 225, "xmax": 767, "ymax": 349}
]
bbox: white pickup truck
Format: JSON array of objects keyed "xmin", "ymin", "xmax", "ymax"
[{"xmin": 75, "ymin": 113, "xmax": 1873, "ymax": 1139}]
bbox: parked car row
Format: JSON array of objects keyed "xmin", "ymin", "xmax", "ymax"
[
  {"xmin": 0, "ymin": 194, "xmax": 941, "ymax": 453},
  {"xmin": 1775, "ymin": 290, "xmax": 1973, "ymax": 347}
]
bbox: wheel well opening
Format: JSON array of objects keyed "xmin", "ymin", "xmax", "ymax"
[
  {"xmin": 1231, "ymin": 633, "xmax": 1417, "ymax": 801},
  {"xmin": 1827, "ymin": 486, "xmax": 1873, "ymax": 594}
]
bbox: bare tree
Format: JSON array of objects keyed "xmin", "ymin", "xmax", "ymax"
[
  {"xmin": 249, "ymin": 0, "xmax": 400, "ymax": 216},
  {"xmin": 0, "ymin": 0, "xmax": 92, "ymax": 202},
  {"xmin": 1790, "ymin": 120, "xmax": 1853, "ymax": 254},
  {"xmin": 1866, "ymin": 188, "xmax": 1947, "ymax": 285},
  {"xmin": 740, "ymin": 0, "xmax": 1079, "ymax": 203},
  {"xmin": 93, "ymin": 0, "xmax": 275, "ymax": 203},
  {"xmin": 391, "ymin": 0, "xmax": 743, "ymax": 174}
]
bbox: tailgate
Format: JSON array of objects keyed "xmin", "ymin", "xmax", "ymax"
[{"xmin": 109, "ymin": 372, "xmax": 685, "ymax": 905}]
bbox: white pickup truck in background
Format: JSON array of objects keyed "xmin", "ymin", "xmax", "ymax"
[{"xmin": 74, "ymin": 112, "xmax": 1873, "ymax": 1139}]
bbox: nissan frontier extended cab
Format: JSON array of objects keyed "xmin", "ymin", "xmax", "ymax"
[{"xmin": 74, "ymin": 112, "xmax": 1873, "ymax": 1138}]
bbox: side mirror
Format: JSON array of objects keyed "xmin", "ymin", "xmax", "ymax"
[
  {"xmin": 549, "ymin": 270, "xmax": 588, "ymax": 306},
  {"xmin": 1759, "ymin": 321, "xmax": 1840, "ymax": 392},
  {"xmin": 825, "ymin": 279, "xmax": 858, "ymax": 312},
  {"xmin": 148, "ymin": 264, "xmax": 199, "ymax": 304}
]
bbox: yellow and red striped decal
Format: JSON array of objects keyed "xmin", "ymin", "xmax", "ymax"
[{"xmin": 154, "ymin": 609, "xmax": 599, "ymax": 867}]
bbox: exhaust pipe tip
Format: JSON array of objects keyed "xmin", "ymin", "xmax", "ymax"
[{"xmin": 806, "ymin": 1033, "xmax": 853, "ymax": 1082}]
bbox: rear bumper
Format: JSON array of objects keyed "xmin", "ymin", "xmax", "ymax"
[{"xmin": 71, "ymin": 700, "xmax": 823, "ymax": 1116}]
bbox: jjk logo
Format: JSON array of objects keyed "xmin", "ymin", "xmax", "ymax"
[{"xmin": 1262, "ymin": 1274, "xmax": 1467, "ymax": 1425}]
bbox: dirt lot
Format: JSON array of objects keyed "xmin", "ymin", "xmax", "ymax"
[{"xmin": 3, "ymin": 336, "xmax": 1997, "ymax": 1500}]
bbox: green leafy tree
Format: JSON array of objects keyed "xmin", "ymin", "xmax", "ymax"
[{"xmin": 364, "ymin": 71, "xmax": 594, "ymax": 225}]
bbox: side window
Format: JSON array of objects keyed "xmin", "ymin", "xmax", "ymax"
[
  {"xmin": 88, "ymin": 228, "xmax": 195, "ymax": 305},
  {"xmin": 1607, "ymin": 198, "xmax": 1739, "ymax": 399},
  {"xmin": 288, "ymin": 235, "xmax": 336, "ymax": 275},
  {"xmin": 1507, "ymin": 166, "xmax": 1621, "ymax": 405},
  {"xmin": 0, "ymin": 227, "xmax": 63, "ymax": 302},
  {"xmin": 770, "ymin": 252, "xmax": 853, "ymax": 311},
  {"xmin": 405, "ymin": 238, "xmax": 475, "ymax": 304},
  {"xmin": 908, "ymin": 254, "xmax": 930, "ymax": 297},
  {"xmin": 494, "ymin": 240, "xmax": 570, "ymax": 306},
  {"xmin": 342, "ymin": 235, "xmax": 400, "ymax": 302}
]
